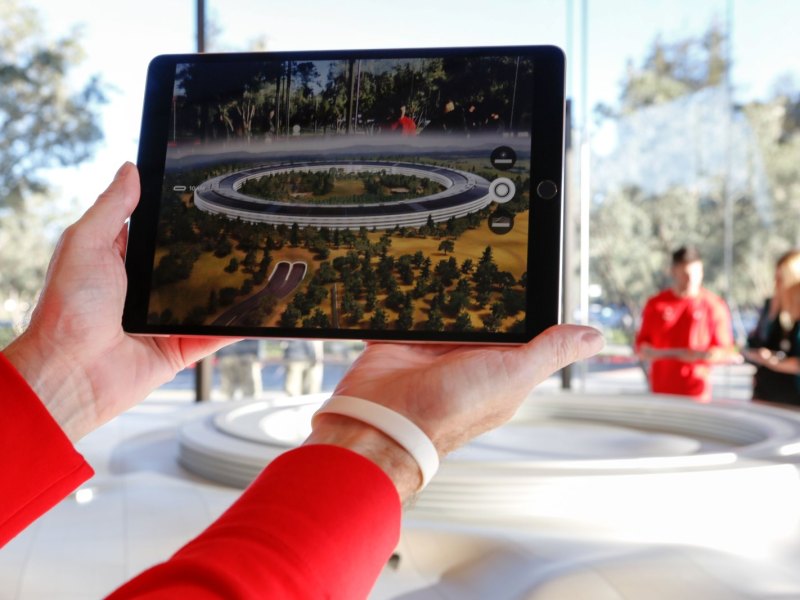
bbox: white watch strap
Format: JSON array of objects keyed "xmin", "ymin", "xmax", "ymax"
[{"xmin": 314, "ymin": 395, "xmax": 439, "ymax": 490}]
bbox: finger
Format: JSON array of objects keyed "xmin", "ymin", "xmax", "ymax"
[
  {"xmin": 177, "ymin": 336, "xmax": 241, "ymax": 366},
  {"xmin": 79, "ymin": 162, "xmax": 140, "ymax": 247},
  {"xmin": 506, "ymin": 324, "xmax": 604, "ymax": 381}
]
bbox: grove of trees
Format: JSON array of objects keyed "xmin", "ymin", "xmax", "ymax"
[
  {"xmin": 238, "ymin": 169, "xmax": 444, "ymax": 205},
  {"xmin": 0, "ymin": 0, "xmax": 104, "ymax": 344},
  {"xmin": 171, "ymin": 54, "xmax": 534, "ymax": 142},
  {"xmin": 588, "ymin": 21, "xmax": 800, "ymax": 344},
  {"xmin": 148, "ymin": 166, "xmax": 528, "ymax": 333}
]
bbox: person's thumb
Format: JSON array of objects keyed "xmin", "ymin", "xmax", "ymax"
[
  {"xmin": 516, "ymin": 324, "xmax": 605, "ymax": 382},
  {"xmin": 77, "ymin": 162, "xmax": 140, "ymax": 246}
]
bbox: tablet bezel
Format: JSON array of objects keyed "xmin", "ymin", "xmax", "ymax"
[{"xmin": 123, "ymin": 45, "xmax": 565, "ymax": 344}]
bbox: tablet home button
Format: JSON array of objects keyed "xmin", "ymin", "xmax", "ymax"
[{"xmin": 536, "ymin": 180, "xmax": 558, "ymax": 199}]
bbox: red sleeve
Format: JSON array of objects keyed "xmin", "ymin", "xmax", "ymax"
[
  {"xmin": 635, "ymin": 297, "xmax": 656, "ymax": 351},
  {"xmin": 106, "ymin": 444, "xmax": 402, "ymax": 600},
  {"xmin": 0, "ymin": 352, "xmax": 95, "ymax": 547},
  {"xmin": 710, "ymin": 295, "xmax": 734, "ymax": 348}
]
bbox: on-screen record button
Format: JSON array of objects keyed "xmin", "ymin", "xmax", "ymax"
[{"xmin": 489, "ymin": 177, "xmax": 516, "ymax": 203}]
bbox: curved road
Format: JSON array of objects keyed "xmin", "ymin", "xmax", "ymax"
[{"xmin": 211, "ymin": 261, "xmax": 307, "ymax": 326}]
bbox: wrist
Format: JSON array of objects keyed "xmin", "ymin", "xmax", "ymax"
[
  {"xmin": 4, "ymin": 331, "xmax": 93, "ymax": 442},
  {"xmin": 305, "ymin": 413, "xmax": 422, "ymax": 502}
]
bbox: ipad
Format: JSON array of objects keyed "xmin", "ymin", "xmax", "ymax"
[{"xmin": 123, "ymin": 45, "xmax": 565, "ymax": 344}]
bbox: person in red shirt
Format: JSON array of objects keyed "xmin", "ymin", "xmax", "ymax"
[
  {"xmin": 390, "ymin": 104, "xmax": 417, "ymax": 135},
  {"xmin": 0, "ymin": 162, "xmax": 604, "ymax": 598},
  {"xmin": 635, "ymin": 246, "xmax": 739, "ymax": 401}
]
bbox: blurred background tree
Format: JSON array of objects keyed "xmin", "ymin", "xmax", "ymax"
[
  {"xmin": 0, "ymin": 0, "xmax": 104, "ymax": 344},
  {"xmin": 589, "ymin": 20, "xmax": 800, "ymax": 347}
]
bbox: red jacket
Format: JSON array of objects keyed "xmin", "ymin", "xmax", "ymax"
[{"xmin": 0, "ymin": 352, "xmax": 401, "ymax": 599}]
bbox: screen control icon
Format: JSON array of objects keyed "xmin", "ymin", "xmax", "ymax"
[
  {"xmin": 488, "ymin": 209, "xmax": 514, "ymax": 235},
  {"xmin": 490, "ymin": 146, "xmax": 517, "ymax": 170},
  {"xmin": 489, "ymin": 177, "xmax": 516, "ymax": 203}
]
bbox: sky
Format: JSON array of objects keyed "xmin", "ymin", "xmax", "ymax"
[{"xmin": 16, "ymin": 0, "xmax": 800, "ymax": 210}]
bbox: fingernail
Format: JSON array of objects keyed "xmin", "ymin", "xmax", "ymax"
[
  {"xmin": 581, "ymin": 328, "xmax": 605, "ymax": 353},
  {"xmin": 115, "ymin": 161, "xmax": 133, "ymax": 179}
]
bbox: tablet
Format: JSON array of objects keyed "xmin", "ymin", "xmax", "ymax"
[{"xmin": 123, "ymin": 45, "xmax": 565, "ymax": 344}]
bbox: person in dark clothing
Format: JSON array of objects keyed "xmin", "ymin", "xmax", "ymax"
[
  {"xmin": 744, "ymin": 249, "xmax": 800, "ymax": 406},
  {"xmin": 420, "ymin": 99, "xmax": 466, "ymax": 135}
]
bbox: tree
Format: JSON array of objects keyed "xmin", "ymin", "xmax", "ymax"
[
  {"xmin": 279, "ymin": 305, "xmax": 301, "ymax": 327},
  {"xmin": 0, "ymin": 194, "xmax": 68, "ymax": 316},
  {"xmin": 219, "ymin": 287, "xmax": 239, "ymax": 306},
  {"xmin": 0, "ymin": 0, "xmax": 104, "ymax": 326},
  {"xmin": 215, "ymin": 238, "xmax": 233, "ymax": 257},
  {"xmin": 438, "ymin": 239, "xmax": 455, "ymax": 255},
  {"xmin": 303, "ymin": 308, "xmax": 330, "ymax": 328},
  {"xmin": 501, "ymin": 288, "xmax": 526, "ymax": 316},
  {"xmin": 240, "ymin": 278, "xmax": 254, "ymax": 295},
  {"xmin": 396, "ymin": 304, "xmax": 414, "ymax": 331},
  {"xmin": 0, "ymin": 1, "xmax": 104, "ymax": 210},
  {"xmin": 601, "ymin": 21, "xmax": 728, "ymax": 118},
  {"xmin": 742, "ymin": 95, "xmax": 800, "ymax": 282},
  {"xmin": 365, "ymin": 288, "xmax": 378, "ymax": 312},
  {"xmin": 225, "ymin": 257, "xmax": 240, "ymax": 273},
  {"xmin": 482, "ymin": 302, "xmax": 507, "ymax": 333},
  {"xmin": 424, "ymin": 308, "xmax": 444, "ymax": 332},
  {"xmin": 453, "ymin": 311, "xmax": 474, "ymax": 332},
  {"xmin": 347, "ymin": 302, "xmax": 364, "ymax": 326},
  {"xmin": 369, "ymin": 307, "xmax": 388, "ymax": 330},
  {"xmin": 446, "ymin": 284, "xmax": 470, "ymax": 316},
  {"xmin": 242, "ymin": 248, "xmax": 257, "ymax": 271},
  {"xmin": 587, "ymin": 21, "xmax": 784, "ymax": 340},
  {"xmin": 207, "ymin": 290, "xmax": 219, "ymax": 314},
  {"xmin": 183, "ymin": 305, "xmax": 209, "ymax": 326},
  {"xmin": 153, "ymin": 247, "xmax": 200, "ymax": 286}
]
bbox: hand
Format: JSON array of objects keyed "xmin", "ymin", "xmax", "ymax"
[
  {"xmin": 743, "ymin": 348, "xmax": 765, "ymax": 365},
  {"xmin": 308, "ymin": 325, "xmax": 604, "ymax": 498},
  {"xmin": 4, "ymin": 163, "xmax": 233, "ymax": 441}
]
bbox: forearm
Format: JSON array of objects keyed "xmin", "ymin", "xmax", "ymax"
[
  {"xmin": 107, "ymin": 445, "xmax": 401, "ymax": 600},
  {"xmin": 640, "ymin": 344, "xmax": 737, "ymax": 364},
  {"xmin": 764, "ymin": 355, "xmax": 800, "ymax": 375},
  {"xmin": 3, "ymin": 331, "xmax": 95, "ymax": 443},
  {"xmin": 0, "ymin": 352, "xmax": 94, "ymax": 546},
  {"xmin": 304, "ymin": 413, "xmax": 422, "ymax": 503},
  {"xmin": 637, "ymin": 344, "xmax": 684, "ymax": 360}
]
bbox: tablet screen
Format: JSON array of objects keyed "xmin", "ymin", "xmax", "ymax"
[{"xmin": 124, "ymin": 46, "xmax": 565, "ymax": 343}]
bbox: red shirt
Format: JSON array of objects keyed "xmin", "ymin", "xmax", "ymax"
[
  {"xmin": 0, "ymin": 352, "xmax": 401, "ymax": 599},
  {"xmin": 635, "ymin": 288, "xmax": 733, "ymax": 400},
  {"xmin": 390, "ymin": 115, "xmax": 417, "ymax": 135}
]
